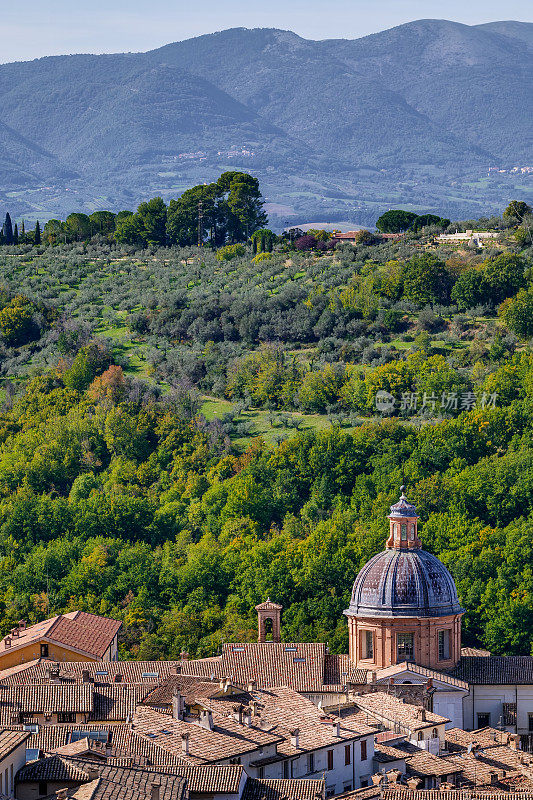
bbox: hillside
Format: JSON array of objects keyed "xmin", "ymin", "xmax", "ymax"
[{"xmin": 0, "ymin": 20, "xmax": 532, "ymax": 224}]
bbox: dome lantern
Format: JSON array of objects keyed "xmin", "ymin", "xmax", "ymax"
[{"xmin": 386, "ymin": 487, "xmax": 421, "ymax": 550}]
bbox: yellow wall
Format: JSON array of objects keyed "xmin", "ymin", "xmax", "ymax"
[{"xmin": 0, "ymin": 642, "xmax": 100, "ymax": 670}]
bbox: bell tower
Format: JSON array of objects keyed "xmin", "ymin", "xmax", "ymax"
[{"xmin": 256, "ymin": 599, "xmax": 282, "ymax": 643}]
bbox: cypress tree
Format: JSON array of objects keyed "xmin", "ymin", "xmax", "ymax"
[
  {"xmin": 21, "ymin": 220, "xmax": 25, "ymax": 238},
  {"xmin": 34, "ymin": 220, "xmax": 41, "ymax": 246},
  {"xmin": 3, "ymin": 213, "xmax": 13, "ymax": 245},
  {"xmin": 13, "ymin": 224, "xmax": 18, "ymax": 245}
]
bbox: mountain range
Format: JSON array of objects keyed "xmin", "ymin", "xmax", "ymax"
[{"xmin": 0, "ymin": 19, "xmax": 532, "ymax": 226}]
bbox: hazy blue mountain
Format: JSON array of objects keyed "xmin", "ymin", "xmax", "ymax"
[{"xmin": 0, "ymin": 19, "xmax": 531, "ymax": 222}]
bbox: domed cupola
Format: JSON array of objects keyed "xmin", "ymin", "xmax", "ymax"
[{"xmin": 344, "ymin": 488, "xmax": 464, "ymax": 670}]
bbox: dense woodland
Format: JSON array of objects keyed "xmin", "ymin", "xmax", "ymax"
[{"xmin": 0, "ymin": 185, "xmax": 532, "ymax": 660}]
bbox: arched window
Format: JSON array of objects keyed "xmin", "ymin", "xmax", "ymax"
[
  {"xmin": 432, "ymin": 728, "xmax": 438, "ymax": 738},
  {"xmin": 418, "ymin": 732, "xmax": 424, "ymax": 741},
  {"xmin": 401, "ymin": 524, "xmax": 407, "ymax": 540}
]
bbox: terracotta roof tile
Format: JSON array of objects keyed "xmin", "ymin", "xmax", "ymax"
[
  {"xmin": 0, "ymin": 612, "xmax": 121, "ymax": 659},
  {"xmin": 242, "ymin": 778, "xmax": 324, "ymax": 800},
  {"xmin": 0, "ymin": 684, "xmax": 93, "ymax": 722}
]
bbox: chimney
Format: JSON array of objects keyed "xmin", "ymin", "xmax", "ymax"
[
  {"xmin": 200, "ymin": 710, "xmax": 214, "ymax": 731},
  {"xmin": 81, "ymin": 669, "xmax": 91, "ymax": 683},
  {"xmin": 4, "ymin": 637, "xmax": 11, "ymax": 649},
  {"xmin": 371, "ymin": 775, "xmax": 383, "ymax": 786},
  {"xmin": 180, "ymin": 651, "xmax": 189, "ymax": 661},
  {"xmin": 386, "ymin": 770, "xmax": 401, "ymax": 784},
  {"xmin": 233, "ymin": 704, "xmax": 244, "ymax": 725},
  {"xmin": 105, "ymin": 743, "xmax": 112, "ymax": 757},
  {"xmin": 509, "ymin": 734, "xmax": 521, "ymax": 750},
  {"xmin": 181, "ymin": 733, "xmax": 190, "ymax": 755},
  {"xmin": 407, "ymin": 777, "xmax": 422, "ymax": 790},
  {"xmin": 243, "ymin": 707, "xmax": 252, "ymax": 727},
  {"xmin": 44, "ymin": 667, "xmax": 51, "ymax": 680},
  {"xmin": 416, "ymin": 707, "xmax": 426, "ymax": 721},
  {"xmin": 11, "ymin": 627, "xmax": 19, "ymax": 638},
  {"xmin": 56, "ymin": 790, "xmax": 68, "ymax": 800},
  {"xmin": 224, "ymin": 678, "xmax": 231, "ymax": 693},
  {"xmin": 19, "ymin": 620, "xmax": 26, "ymax": 630},
  {"xmin": 290, "ymin": 729, "xmax": 300, "ymax": 749},
  {"xmin": 370, "ymin": 671, "xmax": 377, "ymax": 684},
  {"xmin": 172, "ymin": 691, "xmax": 182, "ymax": 721},
  {"xmin": 247, "ymin": 679, "xmax": 256, "ymax": 692},
  {"xmin": 151, "ymin": 783, "xmax": 161, "ymax": 800},
  {"xmin": 114, "ymin": 673, "xmax": 122, "ymax": 683},
  {"xmin": 86, "ymin": 766, "xmax": 99, "ymax": 780},
  {"xmin": 175, "ymin": 664, "xmax": 182, "ymax": 675}
]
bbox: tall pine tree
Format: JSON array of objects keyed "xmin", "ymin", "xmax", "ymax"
[
  {"xmin": 34, "ymin": 220, "xmax": 41, "ymax": 246},
  {"xmin": 3, "ymin": 213, "xmax": 13, "ymax": 245}
]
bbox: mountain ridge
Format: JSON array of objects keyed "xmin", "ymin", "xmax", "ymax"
[{"xmin": 0, "ymin": 19, "xmax": 531, "ymax": 223}]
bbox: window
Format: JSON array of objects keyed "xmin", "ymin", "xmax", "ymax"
[
  {"xmin": 70, "ymin": 730, "xmax": 108, "ymax": 743},
  {"xmin": 438, "ymin": 630, "xmax": 450, "ymax": 661},
  {"xmin": 477, "ymin": 713, "xmax": 490, "ymax": 729},
  {"xmin": 418, "ymin": 732, "xmax": 424, "ymax": 741},
  {"xmin": 361, "ymin": 630, "xmax": 373, "ymax": 660},
  {"xmin": 38, "ymin": 781, "xmax": 47, "ymax": 796},
  {"xmin": 343, "ymin": 784, "xmax": 353, "ymax": 793},
  {"xmin": 528, "ymin": 713, "xmax": 533, "ymax": 732},
  {"xmin": 258, "ymin": 767, "xmax": 265, "ymax": 779},
  {"xmin": 345, "ymin": 744, "xmax": 351, "ymax": 765},
  {"xmin": 361, "ymin": 739, "xmax": 367, "ymax": 761},
  {"xmin": 40, "ymin": 643, "xmax": 49, "ymax": 657},
  {"xmin": 283, "ymin": 761, "xmax": 290, "ymax": 779},
  {"xmin": 58, "ymin": 712, "xmax": 76, "ymax": 723},
  {"xmin": 141, "ymin": 672, "xmax": 159, "ymax": 679},
  {"xmin": 229, "ymin": 757, "xmax": 241, "ymax": 765},
  {"xmin": 307, "ymin": 753, "xmax": 315, "ymax": 774},
  {"xmin": 410, "ymin": 524, "xmax": 416, "ymax": 538},
  {"xmin": 293, "ymin": 657, "xmax": 306, "ymax": 663},
  {"xmin": 397, "ymin": 632, "xmax": 414, "ymax": 661},
  {"xmin": 432, "ymin": 728, "xmax": 438, "ymax": 738},
  {"xmin": 401, "ymin": 524, "xmax": 407, "ymax": 540},
  {"xmin": 327, "ymin": 750, "xmax": 334, "ymax": 771}
]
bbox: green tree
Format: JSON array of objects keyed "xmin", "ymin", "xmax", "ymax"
[
  {"xmin": 376, "ymin": 210, "xmax": 418, "ymax": 233},
  {"xmin": 66, "ymin": 213, "xmax": 92, "ymax": 241},
  {"xmin": 403, "ymin": 253, "xmax": 452, "ymax": 305},
  {"xmin": 499, "ymin": 289, "xmax": 533, "ymax": 339},
  {"xmin": 33, "ymin": 221, "xmax": 41, "ymax": 245},
  {"xmin": 503, "ymin": 200, "xmax": 532, "ymax": 223}
]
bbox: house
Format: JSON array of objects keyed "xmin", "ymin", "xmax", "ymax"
[
  {"xmin": 436, "ymin": 231, "xmax": 500, "ymax": 247},
  {"xmin": 0, "ymin": 613, "xmax": 121, "ymax": 670},
  {"xmin": 15, "ymin": 757, "xmax": 324, "ymax": 800},
  {"xmin": 0, "ymin": 730, "xmax": 30, "ymax": 798}
]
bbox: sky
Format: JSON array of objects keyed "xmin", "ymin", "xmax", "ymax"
[{"xmin": 1, "ymin": 0, "xmax": 532, "ymax": 64}]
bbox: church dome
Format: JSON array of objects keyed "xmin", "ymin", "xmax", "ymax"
[{"xmin": 346, "ymin": 546, "xmax": 464, "ymax": 619}]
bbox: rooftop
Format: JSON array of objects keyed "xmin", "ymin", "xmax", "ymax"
[
  {"xmin": 0, "ymin": 612, "xmax": 121, "ymax": 660},
  {"xmin": 353, "ymin": 692, "xmax": 449, "ymax": 731}
]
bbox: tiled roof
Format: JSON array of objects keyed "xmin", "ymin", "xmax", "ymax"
[
  {"xmin": 165, "ymin": 764, "xmax": 244, "ymax": 793},
  {"xmin": 406, "ymin": 750, "xmax": 462, "ymax": 777},
  {"xmin": 376, "ymin": 663, "xmax": 468, "ymax": 691},
  {"xmin": 450, "ymin": 656, "xmax": 533, "ymax": 684},
  {"xmin": 0, "ymin": 612, "xmax": 121, "ymax": 659},
  {"xmin": 7, "ymin": 722, "xmax": 183, "ymax": 766},
  {"xmin": 242, "ymin": 778, "xmax": 324, "ymax": 800},
  {"xmin": 460, "ymin": 648, "xmax": 491, "ymax": 657},
  {"xmin": 17, "ymin": 754, "xmax": 91, "ymax": 782},
  {"xmin": 91, "ymin": 685, "xmax": 152, "ymax": 721},
  {"xmin": 444, "ymin": 727, "xmax": 507, "ymax": 752},
  {"xmin": 353, "ymin": 693, "xmax": 449, "ymax": 731},
  {"xmin": 385, "ymin": 792, "xmax": 533, "ymax": 800},
  {"xmin": 442, "ymin": 744, "xmax": 528, "ymax": 786},
  {"xmin": 323, "ymin": 654, "xmax": 367, "ymax": 688},
  {"xmin": 0, "ymin": 684, "xmax": 93, "ymax": 721},
  {"xmin": 247, "ymin": 686, "xmax": 376, "ymax": 760},
  {"xmin": 132, "ymin": 705, "xmax": 283, "ymax": 765},
  {"xmin": 0, "ymin": 660, "xmax": 181, "ymax": 686},
  {"xmin": 0, "ymin": 728, "xmax": 30, "ymax": 759},
  {"xmin": 36, "ymin": 763, "xmax": 188, "ymax": 800},
  {"xmin": 197, "ymin": 643, "xmax": 328, "ymax": 692},
  {"xmin": 255, "ymin": 600, "xmax": 283, "ymax": 611},
  {"xmin": 142, "ymin": 677, "xmax": 228, "ymax": 708}
]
